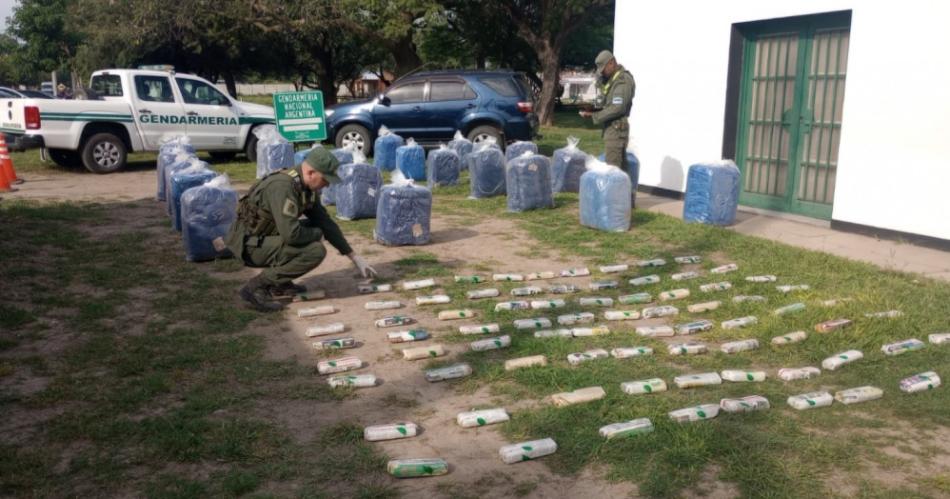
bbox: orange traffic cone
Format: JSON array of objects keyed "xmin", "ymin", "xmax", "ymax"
[
  {"xmin": 0, "ymin": 135, "xmax": 21, "ymax": 186},
  {"xmin": 0, "ymin": 154, "xmax": 14, "ymax": 193}
]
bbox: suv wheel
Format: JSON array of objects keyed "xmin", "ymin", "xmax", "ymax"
[
  {"xmin": 467, "ymin": 125, "xmax": 503, "ymax": 148},
  {"xmin": 81, "ymin": 133, "xmax": 127, "ymax": 174},
  {"xmin": 336, "ymin": 124, "xmax": 370, "ymax": 155}
]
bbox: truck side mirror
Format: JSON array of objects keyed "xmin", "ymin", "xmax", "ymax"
[{"xmin": 380, "ymin": 95, "xmax": 391, "ymax": 106}]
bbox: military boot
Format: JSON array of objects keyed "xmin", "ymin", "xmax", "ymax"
[
  {"xmin": 270, "ymin": 281, "xmax": 308, "ymax": 299},
  {"xmin": 239, "ymin": 276, "xmax": 284, "ymax": 312}
]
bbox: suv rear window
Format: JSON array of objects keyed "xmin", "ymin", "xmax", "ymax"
[
  {"xmin": 478, "ymin": 76, "xmax": 521, "ymax": 97},
  {"xmin": 90, "ymin": 74, "xmax": 123, "ymax": 97}
]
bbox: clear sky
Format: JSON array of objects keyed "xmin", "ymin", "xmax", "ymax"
[{"xmin": 1, "ymin": 0, "xmax": 17, "ymax": 31}]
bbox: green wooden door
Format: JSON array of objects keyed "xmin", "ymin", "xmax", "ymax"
[{"xmin": 735, "ymin": 13, "xmax": 851, "ymax": 219}]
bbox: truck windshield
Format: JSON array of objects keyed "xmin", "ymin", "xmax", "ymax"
[{"xmin": 91, "ymin": 75, "xmax": 123, "ymax": 97}]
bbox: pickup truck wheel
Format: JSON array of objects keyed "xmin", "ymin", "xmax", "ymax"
[
  {"xmin": 335, "ymin": 124, "xmax": 370, "ymax": 155},
  {"xmin": 209, "ymin": 151, "xmax": 238, "ymax": 162},
  {"xmin": 467, "ymin": 125, "xmax": 503, "ymax": 148},
  {"xmin": 244, "ymin": 131, "xmax": 258, "ymax": 163},
  {"xmin": 81, "ymin": 133, "xmax": 127, "ymax": 174},
  {"xmin": 47, "ymin": 148, "xmax": 83, "ymax": 168}
]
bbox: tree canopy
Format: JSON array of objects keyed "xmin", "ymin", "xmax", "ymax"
[{"xmin": 4, "ymin": 0, "xmax": 613, "ymax": 122}]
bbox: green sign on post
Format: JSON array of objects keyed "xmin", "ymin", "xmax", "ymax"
[{"xmin": 272, "ymin": 91, "xmax": 327, "ymax": 143}]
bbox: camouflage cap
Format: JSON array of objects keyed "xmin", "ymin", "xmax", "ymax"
[
  {"xmin": 304, "ymin": 147, "xmax": 341, "ymax": 184},
  {"xmin": 595, "ymin": 50, "xmax": 615, "ymax": 73}
]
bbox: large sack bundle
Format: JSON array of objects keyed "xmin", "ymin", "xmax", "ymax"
[
  {"xmin": 395, "ymin": 138, "xmax": 426, "ymax": 181},
  {"xmin": 180, "ymin": 175, "xmax": 238, "ymax": 262},
  {"xmin": 169, "ymin": 161, "xmax": 216, "ymax": 232},
  {"xmin": 254, "ymin": 125, "xmax": 294, "ymax": 179},
  {"xmin": 156, "ymin": 136, "xmax": 195, "ymax": 201},
  {"xmin": 336, "ymin": 149, "xmax": 383, "ymax": 220},
  {"xmin": 375, "ymin": 172, "xmax": 432, "ymax": 246},
  {"xmin": 579, "ymin": 157, "xmax": 632, "ymax": 232},
  {"xmin": 426, "ymin": 144, "xmax": 461, "ymax": 188},
  {"xmin": 467, "ymin": 137, "xmax": 506, "ymax": 198},
  {"xmin": 373, "ymin": 125, "xmax": 404, "ymax": 172},
  {"xmin": 322, "ymin": 143, "xmax": 359, "ymax": 207},
  {"xmin": 447, "ymin": 130, "xmax": 473, "ymax": 169},
  {"xmin": 164, "ymin": 154, "xmax": 202, "ymax": 216},
  {"xmin": 506, "ymin": 151, "xmax": 554, "ymax": 212},
  {"xmin": 505, "ymin": 140, "xmax": 538, "ymax": 162},
  {"xmin": 598, "ymin": 150, "xmax": 640, "ymax": 207},
  {"xmin": 551, "ymin": 136, "xmax": 587, "ymax": 193},
  {"xmin": 682, "ymin": 160, "xmax": 741, "ymax": 226}
]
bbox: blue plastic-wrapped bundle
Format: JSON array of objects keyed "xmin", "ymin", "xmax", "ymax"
[
  {"xmin": 336, "ymin": 150, "xmax": 382, "ymax": 220},
  {"xmin": 255, "ymin": 125, "xmax": 294, "ymax": 179},
  {"xmin": 683, "ymin": 160, "xmax": 741, "ymax": 226},
  {"xmin": 156, "ymin": 136, "xmax": 195, "ymax": 201},
  {"xmin": 426, "ymin": 145, "xmax": 461, "ymax": 188},
  {"xmin": 164, "ymin": 155, "xmax": 202, "ymax": 216},
  {"xmin": 579, "ymin": 158, "xmax": 632, "ymax": 232},
  {"xmin": 321, "ymin": 145, "xmax": 358, "ymax": 207},
  {"xmin": 395, "ymin": 138, "xmax": 426, "ymax": 181},
  {"xmin": 180, "ymin": 175, "xmax": 238, "ymax": 262},
  {"xmin": 170, "ymin": 163, "xmax": 216, "ymax": 232},
  {"xmin": 552, "ymin": 136, "xmax": 588, "ymax": 193},
  {"xmin": 468, "ymin": 137, "xmax": 507, "ymax": 198},
  {"xmin": 505, "ymin": 141, "xmax": 538, "ymax": 162},
  {"xmin": 375, "ymin": 175, "xmax": 432, "ymax": 246},
  {"xmin": 447, "ymin": 130, "xmax": 473, "ymax": 169},
  {"xmin": 599, "ymin": 150, "xmax": 640, "ymax": 207},
  {"xmin": 374, "ymin": 125, "xmax": 404, "ymax": 172},
  {"xmin": 506, "ymin": 152, "xmax": 554, "ymax": 212}
]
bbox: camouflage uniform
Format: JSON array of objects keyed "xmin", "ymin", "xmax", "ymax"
[
  {"xmin": 592, "ymin": 65, "xmax": 636, "ymax": 179},
  {"xmin": 226, "ymin": 164, "xmax": 351, "ymax": 289}
]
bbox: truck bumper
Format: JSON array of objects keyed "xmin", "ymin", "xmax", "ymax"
[{"xmin": 2, "ymin": 132, "xmax": 45, "ymax": 152}]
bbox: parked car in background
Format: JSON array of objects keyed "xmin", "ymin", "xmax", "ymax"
[
  {"xmin": 0, "ymin": 87, "xmax": 54, "ymax": 99},
  {"xmin": 325, "ymin": 70, "xmax": 538, "ymax": 153},
  {"xmin": 41, "ymin": 82, "xmax": 54, "ymax": 97}
]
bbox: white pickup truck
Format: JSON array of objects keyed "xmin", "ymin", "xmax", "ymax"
[{"xmin": 0, "ymin": 69, "xmax": 275, "ymax": 173}]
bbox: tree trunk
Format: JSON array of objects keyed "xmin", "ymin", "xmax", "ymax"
[
  {"xmin": 390, "ymin": 37, "xmax": 424, "ymax": 78},
  {"xmin": 536, "ymin": 44, "xmax": 561, "ymax": 126},
  {"xmin": 223, "ymin": 71, "xmax": 237, "ymax": 98}
]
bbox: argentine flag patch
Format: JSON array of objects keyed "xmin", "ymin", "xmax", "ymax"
[{"xmin": 611, "ymin": 96, "xmax": 624, "ymax": 105}]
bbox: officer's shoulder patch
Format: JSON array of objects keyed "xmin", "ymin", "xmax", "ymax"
[
  {"xmin": 282, "ymin": 198, "xmax": 298, "ymax": 217},
  {"xmin": 612, "ymin": 96, "xmax": 624, "ymax": 104}
]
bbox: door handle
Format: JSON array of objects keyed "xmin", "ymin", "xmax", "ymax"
[
  {"xmin": 138, "ymin": 109, "xmax": 152, "ymax": 114},
  {"xmin": 412, "ymin": 106, "xmax": 422, "ymax": 112},
  {"xmin": 186, "ymin": 111, "xmax": 199, "ymax": 116}
]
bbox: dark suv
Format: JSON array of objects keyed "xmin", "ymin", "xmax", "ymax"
[{"xmin": 326, "ymin": 70, "xmax": 538, "ymax": 153}]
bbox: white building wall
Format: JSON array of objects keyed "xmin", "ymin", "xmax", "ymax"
[{"xmin": 615, "ymin": 0, "xmax": 950, "ymax": 240}]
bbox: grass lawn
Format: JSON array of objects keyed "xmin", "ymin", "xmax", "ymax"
[
  {"xmin": 412, "ymin": 189, "xmax": 950, "ymax": 497},
  {"xmin": 3, "ymin": 106, "xmax": 950, "ymax": 498}
]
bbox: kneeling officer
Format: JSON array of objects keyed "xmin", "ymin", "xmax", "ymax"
[{"xmin": 226, "ymin": 148, "xmax": 377, "ymax": 311}]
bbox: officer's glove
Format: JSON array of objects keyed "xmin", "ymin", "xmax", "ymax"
[{"xmin": 348, "ymin": 253, "xmax": 378, "ymax": 279}]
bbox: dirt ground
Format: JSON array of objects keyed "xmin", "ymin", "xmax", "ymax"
[
  {"xmin": 4, "ymin": 168, "xmax": 646, "ymax": 498},
  {"xmin": 7, "ymin": 168, "xmax": 949, "ymax": 499}
]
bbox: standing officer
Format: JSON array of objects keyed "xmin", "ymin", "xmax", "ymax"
[
  {"xmin": 579, "ymin": 50, "xmax": 636, "ymax": 187},
  {"xmin": 226, "ymin": 147, "xmax": 377, "ymax": 312}
]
